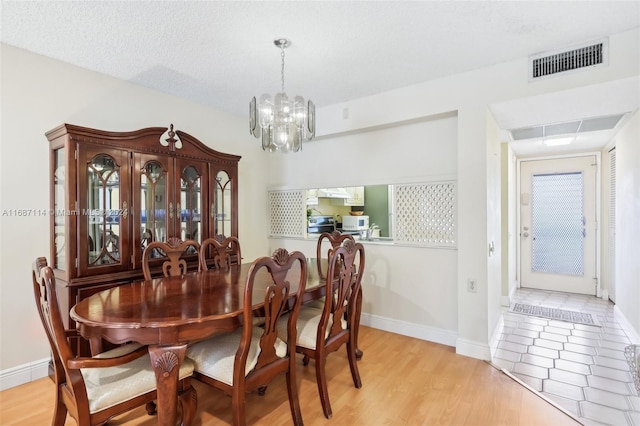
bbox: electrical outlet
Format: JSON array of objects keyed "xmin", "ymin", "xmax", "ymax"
[{"xmin": 467, "ymin": 279, "xmax": 477, "ymax": 293}]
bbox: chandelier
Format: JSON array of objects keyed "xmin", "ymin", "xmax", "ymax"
[{"xmin": 249, "ymin": 39, "xmax": 315, "ymax": 153}]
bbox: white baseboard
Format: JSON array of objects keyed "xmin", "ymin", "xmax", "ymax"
[
  {"xmin": 614, "ymin": 306, "xmax": 640, "ymax": 344},
  {"xmin": 362, "ymin": 313, "xmax": 491, "ymax": 361},
  {"xmin": 501, "ymin": 280, "xmax": 519, "ymax": 307},
  {"xmin": 489, "ymin": 315, "xmax": 506, "ymax": 359},
  {"xmin": 0, "ymin": 357, "xmax": 50, "ymax": 391},
  {"xmin": 360, "ymin": 312, "xmax": 457, "ymax": 348},
  {"xmin": 455, "ymin": 338, "xmax": 492, "ymax": 360}
]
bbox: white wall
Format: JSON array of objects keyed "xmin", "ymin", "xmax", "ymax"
[
  {"xmin": 612, "ymin": 110, "xmax": 640, "ymax": 340},
  {"xmin": 267, "ymin": 116, "xmax": 460, "ymax": 347},
  {"xmin": 501, "ymin": 142, "xmax": 518, "ymax": 305},
  {"xmin": 0, "ymin": 45, "xmax": 271, "ymax": 384},
  {"xmin": 486, "ymin": 110, "xmax": 503, "ymax": 352},
  {"xmin": 2, "ymin": 26, "xmax": 638, "ymax": 388},
  {"xmin": 267, "ymin": 113, "xmax": 458, "ymax": 188},
  {"xmin": 271, "ymin": 28, "xmax": 640, "ymax": 359}
]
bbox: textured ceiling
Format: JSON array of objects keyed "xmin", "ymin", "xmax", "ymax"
[{"xmin": 2, "ymin": 1, "xmax": 640, "ymax": 155}]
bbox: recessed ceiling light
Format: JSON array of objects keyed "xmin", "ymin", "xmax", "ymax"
[{"xmin": 543, "ymin": 136, "xmax": 574, "ymax": 146}]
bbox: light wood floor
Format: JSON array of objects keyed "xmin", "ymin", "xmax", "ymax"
[{"xmin": 0, "ymin": 326, "xmax": 579, "ymax": 425}]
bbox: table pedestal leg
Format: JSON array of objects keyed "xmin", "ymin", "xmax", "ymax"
[{"xmin": 148, "ymin": 344, "xmax": 187, "ymax": 426}]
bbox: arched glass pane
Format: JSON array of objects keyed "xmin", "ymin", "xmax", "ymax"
[
  {"xmin": 54, "ymin": 149, "xmax": 66, "ymax": 269},
  {"xmin": 215, "ymin": 171, "xmax": 231, "ymax": 237},
  {"xmin": 180, "ymin": 165, "xmax": 201, "ymax": 244},
  {"xmin": 141, "ymin": 161, "xmax": 167, "ymax": 255},
  {"xmin": 87, "ymin": 155, "xmax": 120, "ymax": 266}
]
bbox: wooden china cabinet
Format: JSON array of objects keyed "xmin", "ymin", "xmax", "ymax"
[{"xmin": 46, "ymin": 123, "xmax": 240, "ymax": 355}]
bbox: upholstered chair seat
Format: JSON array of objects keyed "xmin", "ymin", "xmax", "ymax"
[
  {"xmin": 278, "ymin": 306, "xmax": 346, "ymax": 351},
  {"xmin": 187, "ymin": 326, "xmax": 287, "ymax": 386},
  {"xmin": 82, "ymin": 343, "xmax": 195, "ymax": 413}
]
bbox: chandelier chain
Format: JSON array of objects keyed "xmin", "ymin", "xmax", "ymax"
[{"xmin": 280, "ymin": 46, "xmax": 286, "ymax": 94}]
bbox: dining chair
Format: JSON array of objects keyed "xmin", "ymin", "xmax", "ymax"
[
  {"xmin": 141, "ymin": 237, "xmax": 201, "ymax": 280},
  {"xmin": 308, "ymin": 231, "xmax": 356, "ymax": 311},
  {"xmin": 32, "ymin": 257, "xmax": 197, "ymax": 426},
  {"xmin": 313, "ymin": 231, "xmax": 364, "ymax": 360},
  {"xmin": 279, "ymin": 238, "xmax": 365, "ymax": 419},
  {"xmin": 199, "ymin": 234, "xmax": 242, "ymax": 271},
  {"xmin": 315, "ymin": 230, "xmax": 355, "ymax": 279},
  {"xmin": 186, "ymin": 248, "xmax": 307, "ymax": 426},
  {"xmin": 200, "ymin": 235, "xmax": 267, "ymax": 327}
]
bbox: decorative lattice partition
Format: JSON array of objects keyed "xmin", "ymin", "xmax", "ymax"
[
  {"xmin": 268, "ymin": 190, "xmax": 306, "ymax": 237},
  {"xmin": 393, "ymin": 182, "xmax": 456, "ymax": 247},
  {"xmin": 268, "ymin": 183, "xmax": 457, "ymax": 248}
]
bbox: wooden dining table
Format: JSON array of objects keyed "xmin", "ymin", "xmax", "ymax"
[{"xmin": 70, "ymin": 257, "xmax": 361, "ymax": 426}]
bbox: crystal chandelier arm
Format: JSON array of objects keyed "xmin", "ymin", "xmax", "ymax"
[
  {"xmin": 249, "ymin": 97, "xmax": 259, "ymax": 138},
  {"xmin": 307, "ymin": 100, "xmax": 315, "ymax": 137}
]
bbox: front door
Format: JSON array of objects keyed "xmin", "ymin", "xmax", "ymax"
[{"xmin": 520, "ymin": 156, "xmax": 598, "ymax": 295}]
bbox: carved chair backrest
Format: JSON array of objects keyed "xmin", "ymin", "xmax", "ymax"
[
  {"xmin": 316, "ymin": 231, "xmax": 355, "ymax": 278},
  {"xmin": 32, "ymin": 257, "xmax": 90, "ymax": 411},
  {"xmin": 141, "ymin": 237, "xmax": 201, "ymax": 280},
  {"xmin": 237, "ymin": 248, "xmax": 307, "ymax": 384},
  {"xmin": 320, "ymin": 239, "xmax": 365, "ymax": 342},
  {"xmin": 199, "ymin": 235, "xmax": 241, "ymax": 271}
]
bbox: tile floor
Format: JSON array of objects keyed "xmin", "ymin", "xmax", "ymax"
[{"xmin": 492, "ymin": 288, "xmax": 640, "ymax": 426}]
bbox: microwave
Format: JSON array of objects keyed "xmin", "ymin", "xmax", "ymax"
[{"xmin": 342, "ymin": 215, "xmax": 369, "ymax": 231}]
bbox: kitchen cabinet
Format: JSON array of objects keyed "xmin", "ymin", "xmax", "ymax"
[
  {"xmin": 306, "ymin": 188, "xmax": 319, "ymax": 205},
  {"xmin": 46, "ymin": 123, "xmax": 240, "ymax": 354},
  {"xmin": 347, "ymin": 186, "xmax": 365, "ymax": 206},
  {"xmin": 331, "ymin": 186, "xmax": 365, "ymax": 206}
]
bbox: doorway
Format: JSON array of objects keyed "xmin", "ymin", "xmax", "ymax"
[{"xmin": 519, "ymin": 155, "xmax": 598, "ymax": 295}]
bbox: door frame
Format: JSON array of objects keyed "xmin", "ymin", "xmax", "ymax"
[
  {"xmin": 516, "ymin": 152, "xmax": 602, "ymax": 297},
  {"xmin": 605, "ymin": 145, "xmax": 616, "ymax": 302}
]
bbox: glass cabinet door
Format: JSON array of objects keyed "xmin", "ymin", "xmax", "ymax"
[
  {"xmin": 87, "ymin": 155, "xmax": 121, "ymax": 266},
  {"xmin": 141, "ymin": 160, "xmax": 168, "ymax": 247},
  {"xmin": 134, "ymin": 156, "xmax": 208, "ymax": 265},
  {"xmin": 53, "ymin": 148, "xmax": 66, "ymax": 270},
  {"xmin": 78, "ymin": 146, "xmax": 130, "ymax": 274},
  {"xmin": 214, "ymin": 170, "xmax": 232, "ymax": 237},
  {"xmin": 180, "ymin": 165, "xmax": 203, "ymax": 243}
]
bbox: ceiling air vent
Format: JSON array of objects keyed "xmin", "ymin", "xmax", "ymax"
[
  {"xmin": 509, "ymin": 114, "xmax": 625, "ymax": 141},
  {"xmin": 530, "ymin": 39, "xmax": 608, "ymax": 80}
]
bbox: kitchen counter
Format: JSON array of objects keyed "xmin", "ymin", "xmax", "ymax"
[{"xmin": 306, "ymin": 233, "xmax": 394, "ymax": 244}]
